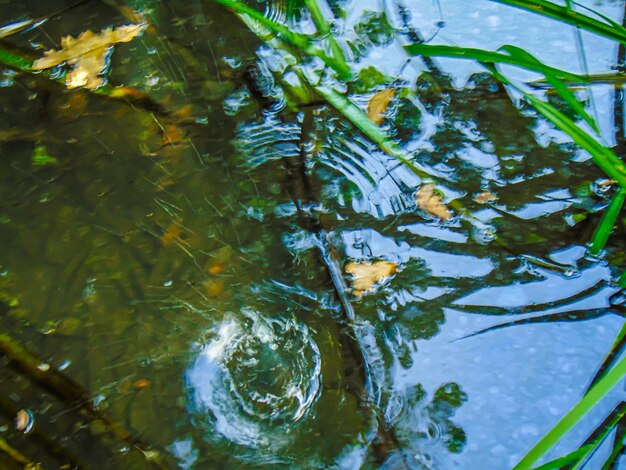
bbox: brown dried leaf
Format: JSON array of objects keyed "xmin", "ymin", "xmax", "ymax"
[
  {"xmin": 345, "ymin": 261, "xmax": 397, "ymax": 297},
  {"xmin": 15, "ymin": 409, "xmax": 33, "ymax": 433},
  {"xmin": 474, "ymin": 191, "xmax": 497, "ymax": 204},
  {"xmin": 33, "ymin": 24, "xmax": 145, "ymax": 89},
  {"xmin": 415, "ymin": 184, "xmax": 452, "ymax": 221},
  {"xmin": 367, "ymin": 88, "xmax": 395, "ymax": 125},
  {"xmin": 133, "ymin": 379, "xmax": 151, "ymax": 389}
]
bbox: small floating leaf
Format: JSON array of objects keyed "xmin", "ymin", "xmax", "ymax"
[
  {"xmin": 32, "ymin": 24, "xmax": 146, "ymax": 90},
  {"xmin": 415, "ymin": 184, "xmax": 452, "ymax": 220},
  {"xmin": 367, "ymin": 88, "xmax": 394, "ymax": 125},
  {"xmin": 474, "ymin": 191, "xmax": 497, "ymax": 204},
  {"xmin": 15, "ymin": 409, "xmax": 33, "ymax": 434},
  {"xmin": 134, "ymin": 379, "xmax": 151, "ymax": 389},
  {"xmin": 345, "ymin": 260, "xmax": 397, "ymax": 297}
]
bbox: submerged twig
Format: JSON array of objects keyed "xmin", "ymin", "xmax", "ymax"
[{"xmin": 0, "ymin": 331, "xmax": 169, "ymax": 468}]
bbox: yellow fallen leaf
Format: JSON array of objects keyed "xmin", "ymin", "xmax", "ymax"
[
  {"xmin": 345, "ymin": 261, "xmax": 397, "ymax": 297},
  {"xmin": 33, "ymin": 24, "xmax": 145, "ymax": 90},
  {"xmin": 367, "ymin": 88, "xmax": 395, "ymax": 125},
  {"xmin": 474, "ymin": 191, "xmax": 497, "ymax": 204},
  {"xmin": 415, "ymin": 184, "xmax": 452, "ymax": 221}
]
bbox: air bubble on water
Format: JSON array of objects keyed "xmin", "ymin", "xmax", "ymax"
[
  {"xmin": 591, "ymin": 178, "xmax": 615, "ymax": 197},
  {"xmin": 471, "ymin": 224, "xmax": 496, "ymax": 244},
  {"xmin": 562, "ymin": 267, "xmax": 580, "ymax": 278}
]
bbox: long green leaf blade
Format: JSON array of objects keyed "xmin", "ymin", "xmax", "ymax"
[
  {"xmin": 404, "ymin": 43, "xmax": 586, "ymax": 82},
  {"xmin": 499, "ymin": 45, "xmax": 599, "ymax": 133},
  {"xmin": 526, "ymin": 95, "xmax": 626, "ymax": 188},
  {"xmin": 211, "ymin": 0, "xmax": 352, "ymax": 79},
  {"xmin": 590, "ymin": 188, "xmax": 626, "ymax": 255},
  {"xmin": 532, "ymin": 443, "xmax": 595, "ymax": 470},
  {"xmin": 492, "ymin": 0, "xmax": 626, "ymax": 45},
  {"xmin": 303, "ymin": 0, "xmax": 347, "ymax": 68},
  {"xmin": 514, "ymin": 355, "xmax": 626, "ymax": 469}
]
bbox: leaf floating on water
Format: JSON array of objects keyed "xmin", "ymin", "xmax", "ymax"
[
  {"xmin": 474, "ymin": 191, "xmax": 497, "ymax": 204},
  {"xmin": 134, "ymin": 379, "xmax": 151, "ymax": 389},
  {"xmin": 161, "ymin": 224, "xmax": 182, "ymax": 247},
  {"xmin": 415, "ymin": 184, "xmax": 452, "ymax": 221},
  {"xmin": 367, "ymin": 88, "xmax": 395, "ymax": 125},
  {"xmin": 345, "ymin": 260, "xmax": 397, "ymax": 297},
  {"xmin": 15, "ymin": 409, "xmax": 33, "ymax": 434},
  {"xmin": 32, "ymin": 23, "xmax": 146, "ymax": 89}
]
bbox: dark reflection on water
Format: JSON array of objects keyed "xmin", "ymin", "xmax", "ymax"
[{"xmin": 0, "ymin": 0, "xmax": 624, "ymax": 468}]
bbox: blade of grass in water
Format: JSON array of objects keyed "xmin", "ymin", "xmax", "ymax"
[
  {"xmin": 531, "ymin": 72, "xmax": 626, "ymax": 88},
  {"xmin": 532, "ymin": 444, "xmax": 596, "ymax": 470},
  {"xmin": 602, "ymin": 424, "xmax": 626, "ymax": 469},
  {"xmin": 482, "ymin": 65, "xmax": 626, "ymax": 188},
  {"xmin": 533, "ymin": 403, "xmax": 626, "ymax": 470},
  {"xmin": 527, "ymin": 95, "xmax": 626, "ymax": 188},
  {"xmin": 0, "ymin": 44, "xmax": 35, "ymax": 70},
  {"xmin": 498, "ymin": 44, "xmax": 599, "ymax": 133},
  {"xmin": 404, "ymin": 43, "xmax": 587, "ymax": 82},
  {"xmin": 210, "ymin": 0, "xmax": 352, "ymax": 80},
  {"xmin": 303, "ymin": 0, "xmax": 347, "ymax": 68},
  {"xmin": 492, "ymin": 0, "xmax": 626, "ymax": 45},
  {"xmin": 514, "ymin": 355, "xmax": 626, "ymax": 469},
  {"xmin": 588, "ymin": 322, "xmax": 626, "ymax": 392},
  {"xmin": 589, "ymin": 188, "xmax": 626, "ymax": 255},
  {"xmin": 405, "ymin": 47, "xmax": 626, "ymax": 187}
]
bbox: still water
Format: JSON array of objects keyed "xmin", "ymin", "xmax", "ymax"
[{"xmin": 0, "ymin": 0, "xmax": 625, "ymax": 468}]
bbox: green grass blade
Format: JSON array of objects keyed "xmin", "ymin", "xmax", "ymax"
[
  {"xmin": 514, "ymin": 355, "xmax": 626, "ymax": 469},
  {"xmin": 588, "ymin": 322, "xmax": 626, "ymax": 392},
  {"xmin": 313, "ymin": 82, "xmax": 434, "ymax": 180},
  {"xmin": 570, "ymin": 404, "xmax": 626, "ymax": 470},
  {"xmin": 404, "ymin": 43, "xmax": 586, "ymax": 82},
  {"xmin": 409, "ymin": 53, "xmax": 626, "ymax": 187},
  {"xmin": 0, "ymin": 44, "xmax": 34, "ymax": 70},
  {"xmin": 530, "ymin": 72, "xmax": 626, "ymax": 88},
  {"xmin": 525, "ymin": 95, "xmax": 626, "ymax": 188},
  {"xmin": 602, "ymin": 423, "xmax": 626, "ymax": 469},
  {"xmin": 572, "ymin": 0, "xmax": 625, "ymax": 31},
  {"xmin": 532, "ymin": 443, "xmax": 595, "ymax": 470},
  {"xmin": 303, "ymin": 0, "xmax": 347, "ymax": 68},
  {"xmin": 499, "ymin": 45, "xmax": 599, "ymax": 133},
  {"xmin": 492, "ymin": 0, "xmax": 626, "ymax": 45},
  {"xmin": 211, "ymin": 0, "xmax": 352, "ymax": 80},
  {"xmin": 590, "ymin": 188, "xmax": 626, "ymax": 255}
]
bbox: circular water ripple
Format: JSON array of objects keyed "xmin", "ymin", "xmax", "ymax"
[{"xmin": 186, "ymin": 309, "xmax": 321, "ymax": 450}]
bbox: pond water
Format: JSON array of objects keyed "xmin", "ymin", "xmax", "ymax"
[{"xmin": 0, "ymin": 0, "xmax": 625, "ymax": 468}]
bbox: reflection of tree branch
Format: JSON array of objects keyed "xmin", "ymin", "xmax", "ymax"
[
  {"xmin": 392, "ymin": 0, "xmax": 448, "ymax": 84},
  {"xmin": 454, "ymin": 307, "xmax": 613, "ymax": 341}
]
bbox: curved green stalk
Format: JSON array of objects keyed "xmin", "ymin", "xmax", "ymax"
[
  {"xmin": 303, "ymin": 0, "xmax": 347, "ymax": 68},
  {"xmin": 211, "ymin": 0, "xmax": 352, "ymax": 80},
  {"xmin": 492, "ymin": 0, "xmax": 626, "ymax": 45},
  {"xmin": 514, "ymin": 355, "xmax": 626, "ymax": 469},
  {"xmin": 404, "ymin": 43, "xmax": 587, "ymax": 82},
  {"xmin": 590, "ymin": 188, "xmax": 626, "ymax": 255}
]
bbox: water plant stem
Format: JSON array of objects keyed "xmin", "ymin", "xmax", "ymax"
[
  {"xmin": 514, "ymin": 354, "xmax": 626, "ymax": 469},
  {"xmin": 590, "ymin": 188, "xmax": 626, "ymax": 255}
]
